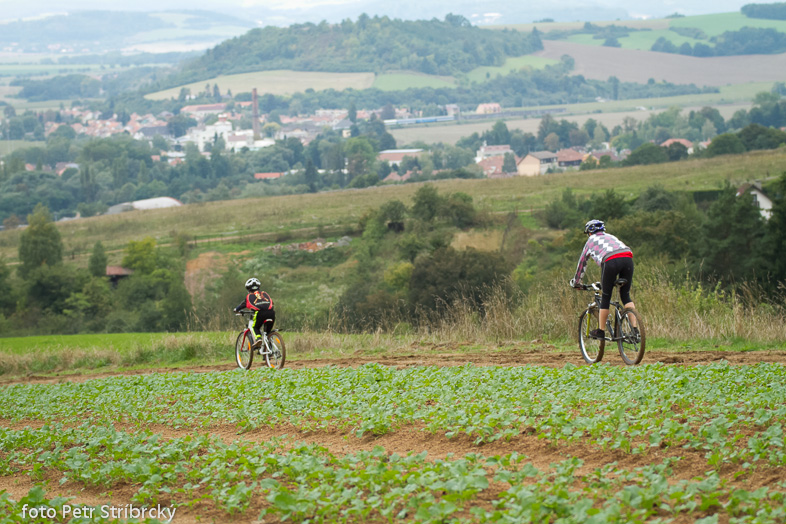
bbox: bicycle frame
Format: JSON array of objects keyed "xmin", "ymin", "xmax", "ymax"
[
  {"xmin": 241, "ymin": 314, "xmax": 276, "ymax": 356},
  {"xmin": 583, "ymin": 283, "xmax": 626, "ymax": 342}
]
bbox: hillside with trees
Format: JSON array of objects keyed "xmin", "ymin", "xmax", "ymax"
[{"xmin": 164, "ymin": 14, "xmax": 543, "ymax": 87}]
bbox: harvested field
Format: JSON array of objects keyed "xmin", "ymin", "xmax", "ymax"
[{"xmin": 535, "ymin": 40, "xmax": 786, "ymax": 86}]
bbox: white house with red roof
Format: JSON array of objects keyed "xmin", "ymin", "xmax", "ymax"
[
  {"xmin": 660, "ymin": 138, "xmax": 694, "ymax": 154},
  {"xmin": 377, "ymin": 149, "xmax": 424, "ymax": 168}
]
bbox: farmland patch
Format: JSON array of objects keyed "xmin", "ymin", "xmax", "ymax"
[
  {"xmin": 2, "ymin": 357, "xmax": 786, "ymax": 522},
  {"xmin": 144, "ymin": 70, "xmax": 376, "ymax": 100},
  {"xmin": 533, "ymin": 40, "xmax": 786, "ymax": 86}
]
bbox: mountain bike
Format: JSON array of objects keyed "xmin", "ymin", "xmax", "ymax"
[
  {"xmin": 573, "ymin": 279, "xmax": 646, "ymax": 365},
  {"xmin": 234, "ymin": 310, "xmax": 286, "ymax": 370}
]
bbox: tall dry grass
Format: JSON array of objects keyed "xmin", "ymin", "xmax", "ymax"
[{"xmin": 289, "ymin": 264, "xmax": 786, "ymax": 355}]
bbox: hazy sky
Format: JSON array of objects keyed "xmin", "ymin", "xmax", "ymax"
[{"xmin": 0, "ymin": 0, "xmax": 756, "ymax": 24}]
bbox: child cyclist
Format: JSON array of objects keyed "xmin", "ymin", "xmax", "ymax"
[
  {"xmin": 570, "ymin": 219, "xmax": 638, "ymax": 339},
  {"xmin": 233, "ymin": 277, "xmax": 275, "ymax": 349}
]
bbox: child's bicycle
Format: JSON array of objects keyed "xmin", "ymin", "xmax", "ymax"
[
  {"xmin": 234, "ymin": 309, "xmax": 286, "ymax": 370},
  {"xmin": 573, "ymin": 279, "xmax": 646, "ymax": 365}
]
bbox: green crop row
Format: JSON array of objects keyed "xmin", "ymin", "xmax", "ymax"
[
  {"xmin": 1, "ymin": 425, "xmax": 786, "ymax": 523},
  {"xmin": 3, "ymin": 362, "xmax": 786, "ymax": 468}
]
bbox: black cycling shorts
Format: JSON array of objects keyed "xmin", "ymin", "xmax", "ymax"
[{"xmin": 600, "ymin": 257, "xmax": 634, "ymax": 309}]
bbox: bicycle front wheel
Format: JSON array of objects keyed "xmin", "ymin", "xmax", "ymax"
[
  {"xmin": 264, "ymin": 332, "xmax": 286, "ymax": 369},
  {"xmin": 579, "ymin": 308, "xmax": 605, "ymax": 364},
  {"xmin": 235, "ymin": 331, "xmax": 254, "ymax": 370},
  {"xmin": 617, "ymin": 308, "xmax": 645, "ymax": 365}
]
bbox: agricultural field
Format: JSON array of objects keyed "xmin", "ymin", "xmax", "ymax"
[
  {"xmin": 462, "ymin": 56, "xmax": 558, "ymax": 84},
  {"xmin": 2, "ymin": 349, "xmax": 786, "ymax": 523},
  {"xmin": 372, "ymin": 73, "xmax": 456, "ymax": 91},
  {"xmin": 0, "ymin": 140, "xmax": 45, "ymax": 157},
  {"xmin": 494, "ymin": 12, "xmax": 786, "ymax": 43},
  {"xmin": 533, "ymin": 40, "xmax": 786, "ymax": 86},
  {"xmin": 144, "ymin": 70, "xmax": 376, "ymax": 100},
  {"xmin": 388, "ymin": 101, "xmax": 752, "ymax": 146}
]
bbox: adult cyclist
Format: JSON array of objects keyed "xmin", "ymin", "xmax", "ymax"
[
  {"xmin": 233, "ymin": 277, "xmax": 275, "ymax": 349},
  {"xmin": 570, "ymin": 219, "xmax": 638, "ymax": 339}
]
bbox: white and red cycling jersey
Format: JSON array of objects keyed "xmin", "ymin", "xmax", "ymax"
[{"xmin": 572, "ymin": 232, "xmax": 632, "ymax": 284}]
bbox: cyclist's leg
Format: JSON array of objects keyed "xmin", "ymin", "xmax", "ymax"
[
  {"xmin": 251, "ymin": 311, "xmax": 263, "ymax": 340},
  {"xmin": 598, "ymin": 259, "xmax": 621, "ymax": 333},
  {"xmin": 618, "ymin": 259, "xmax": 637, "ymax": 328},
  {"xmin": 259, "ymin": 310, "xmax": 275, "ymax": 335}
]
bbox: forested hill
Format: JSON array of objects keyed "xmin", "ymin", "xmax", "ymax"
[{"xmin": 167, "ymin": 14, "xmax": 542, "ymax": 86}]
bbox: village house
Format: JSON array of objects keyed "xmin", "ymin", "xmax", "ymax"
[
  {"xmin": 474, "ymin": 143, "xmax": 513, "ymax": 163},
  {"xmin": 736, "ymin": 183, "xmax": 773, "ymax": 220},
  {"xmin": 588, "ymin": 149, "xmax": 620, "ymax": 163},
  {"xmin": 383, "ymin": 171, "xmax": 413, "ymax": 183},
  {"xmin": 477, "ymin": 156, "xmax": 519, "ymax": 177},
  {"xmin": 179, "ymin": 103, "xmax": 228, "ymax": 120},
  {"xmin": 556, "ymin": 148, "xmax": 586, "ymax": 169},
  {"xmin": 475, "ymin": 103, "xmax": 502, "ymax": 115},
  {"xmin": 377, "ymin": 149, "xmax": 425, "ymax": 168},
  {"xmin": 254, "ymin": 172, "xmax": 283, "ymax": 181},
  {"xmin": 661, "ymin": 138, "xmax": 694, "ymax": 154},
  {"xmin": 182, "ymin": 115, "xmax": 233, "ymax": 151},
  {"xmin": 517, "ymin": 151, "xmax": 558, "ymax": 176}
]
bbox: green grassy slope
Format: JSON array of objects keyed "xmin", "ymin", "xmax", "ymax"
[{"xmin": 1, "ymin": 148, "xmax": 782, "ymax": 265}]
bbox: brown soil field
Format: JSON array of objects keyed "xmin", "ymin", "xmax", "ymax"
[{"xmin": 535, "ymin": 40, "xmax": 786, "ymax": 86}]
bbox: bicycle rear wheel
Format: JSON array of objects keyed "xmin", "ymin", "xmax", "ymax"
[
  {"xmin": 617, "ymin": 308, "xmax": 645, "ymax": 365},
  {"xmin": 579, "ymin": 308, "xmax": 605, "ymax": 364},
  {"xmin": 264, "ymin": 332, "xmax": 286, "ymax": 369},
  {"xmin": 235, "ymin": 331, "xmax": 254, "ymax": 370}
]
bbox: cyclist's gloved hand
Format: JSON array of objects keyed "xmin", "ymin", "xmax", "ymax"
[{"xmin": 233, "ymin": 307, "xmax": 240, "ymax": 313}]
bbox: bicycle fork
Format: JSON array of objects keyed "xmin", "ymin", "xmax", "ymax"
[{"xmin": 586, "ymin": 303, "xmax": 599, "ymax": 338}]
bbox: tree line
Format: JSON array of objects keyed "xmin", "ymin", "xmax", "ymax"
[
  {"xmin": 538, "ymin": 174, "xmax": 786, "ymax": 292},
  {"xmin": 0, "ymin": 204, "xmax": 192, "ymax": 336}
]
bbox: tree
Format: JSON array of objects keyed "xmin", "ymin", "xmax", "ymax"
[
  {"xmin": 502, "ymin": 152, "xmax": 517, "ymax": 174},
  {"xmin": 623, "ymin": 142, "xmax": 669, "ymax": 166},
  {"xmin": 544, "ymin": 132, "xmax": 560, "ymax": 151},
  {"xmin": 705, "ymin": 133, "xmax": 746, "ymax": 157},
  {"xmin": 697, "ymin": 184, "xmax": 767, "ymax": 282},
  {"xmin": 122, "ymin": 237, "xmax": 158, "ymax": 275},
  {"xmin": 18, "ymin": 204, "xmax": 63, "ymax": 279},
  {"xmin": 161, "ymin": 275, "xmax": 193, "ymax": 331},
  {"xmin": 408, "ymin": 247, "xmax": 512, "ymax": 314},
  {"xmin": 304, "ymin": 159, "xmax": 318, "ymax": 193},
  {"xmin": 665, "ymin": 142, "xmax": 689, "ymax": 161},
  {"xmin": 590, "ymin": 189, "xmax": 629, "ymax": 222},
  {"xmin": 381, "ymin": 103, "xmax": 395, "ymax": 120},
  {"xmin": 635, "ymin": 185, "xmax": 677, "ymax": 212},
  {"xmin": 344, "ymin": 137, "xmax": 376, "ymax": 182},
  {"xmin": 348, "ymin": 102, "xmax": 357, "ymax": 123},
  {"xmin": 88, "ymin": 241, "xmax": 108, "ymax": 278},
  {"xmin": 167, "ymin": 114, "xmax": 197, "ymax": 138},
  {"xmin": 765, "ymin": 172, "xmax": 786, "ymax": 283},
  {"xmin": 411, "ymin": 184, "xmax": 442, "ymax": 223},
  {"xmin": 0, "ymin": 258, "xmax": 15, "ymax": 314}
]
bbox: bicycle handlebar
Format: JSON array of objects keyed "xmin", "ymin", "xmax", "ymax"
[{"xmin": 570, "ymin": 281, "xmax": 601, "ymax": 292}]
